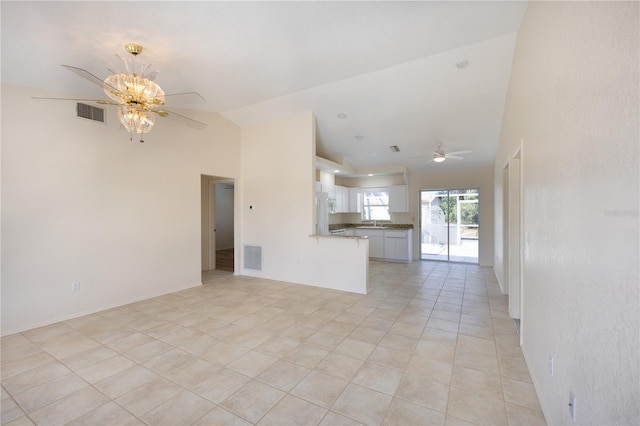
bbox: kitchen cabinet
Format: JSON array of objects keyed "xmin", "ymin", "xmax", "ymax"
[
  {"xmin": 354, "ymin": 228, "xmax": 384, "ymax": 258},
  {"xmin": 383, "ymin": 229, "xmax": 412, "ymax": 262},
  {"xmin": 355, "ymin": 228, "xmax": 412, "ymax": 262},
  {"xmin": 349, "ymin": 188, "xmax": 361, "ymax": 213},
  {"xmin": 389, "ymin": 185, "xmax": 409, "ymax": 212},
  {"xmin": 333, "ymin": 185, "xmax": 350, "ymax": 213}
]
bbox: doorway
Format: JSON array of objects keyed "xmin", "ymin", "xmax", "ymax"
[
  {"xmin": 201, "ymin": 175, "xmax": 235, "ymax": 272},
  {"xmin": 505, "ymin": 148, "xmax": 523, "ymax": 335},
  {"xmin": 420, "ymin": 189, "xmax": 479, "ymax": 263}
]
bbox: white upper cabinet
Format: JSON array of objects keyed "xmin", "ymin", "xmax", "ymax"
[{"xmin": 389, "ymin": 185, "xmax": 409, "ymax": 212}]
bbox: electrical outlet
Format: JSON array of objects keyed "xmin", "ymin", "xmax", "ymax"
[
  {"xmin": 569, "ymin": 391, "xmax": 576, "ymax": 422},
  {"xmin": 549, "ymin": 355, "xmax": 554, "ymax": 377},
  {"xmin": 71, "ymin": 281, "xmax": 80, "ymax": 293}
]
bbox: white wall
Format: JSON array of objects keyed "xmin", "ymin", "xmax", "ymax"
[
  {"xmin": 409, "ymin": 166, "xmax": 494, "ymax": 266},
  {"xmin": 1, "ymin": 85, "xmax": 241, "ymax": 335},
  {"xmin": 239, "ymin": 112, "xmax": 368, "ymax": 293},
  {"xmin": 495, "ymin": 2, "xmax": 639, "ymax": 424}
]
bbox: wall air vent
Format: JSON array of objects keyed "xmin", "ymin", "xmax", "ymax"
[
  {"xmin": 389, "ymin": 145, "xmax": 400, "ymax": 152},
  {"xmin": 76, "ymin": 103, "xmax": 105, "ymax": 123},
  {"xmin": 243, "ymin": 245, "xmax": 262, "ymax": 271}
]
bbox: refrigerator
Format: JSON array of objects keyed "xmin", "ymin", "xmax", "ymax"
[{"xmin": 316, "ymin": 191, "xmax": 329, "ymax": 235}]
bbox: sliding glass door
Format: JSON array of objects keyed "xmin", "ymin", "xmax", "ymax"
[{"xmin": 420, "ymin": 189, "xmax": 479, "ymax": 263}]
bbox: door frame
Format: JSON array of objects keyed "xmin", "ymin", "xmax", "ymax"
[{"xmin": 503, "ymin": 140, "xmax": 524, "ymax": 341}]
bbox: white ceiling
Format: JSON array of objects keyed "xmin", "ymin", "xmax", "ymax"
[{"xmin": 1, "ymin": 1, "xmax": 527, "ymax": 174}]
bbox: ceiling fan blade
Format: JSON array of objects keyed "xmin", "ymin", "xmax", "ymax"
[
  {"xmin": 446, "ymin": 155, "xmax": 465, "ymax": 160},
  {"xmin": 32, "ymin": 96, "xmax": 117, "ymax": 104},
  {"xmin": 446, "ymin": 150, "xmax": 472, "ymax": 156},
  {"xmin": 162, "ymin": 92, "xmax": 206, "ymax": 105},
  {"xmin": 155, "ymin": 108, "xmax": 207, "ymax": 130},
  {"xmin": 62, "ymin": 64, "xmax": 120, "ymax": 94}
]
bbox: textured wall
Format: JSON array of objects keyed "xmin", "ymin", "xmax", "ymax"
[{"xmin": 495, "ymin": 2, "xmax": 639, "ymax": 423}]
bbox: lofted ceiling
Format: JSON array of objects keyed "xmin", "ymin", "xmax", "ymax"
[{"xmin": 1, "ymin": 1, "xmax": 527, "ymax": 175}]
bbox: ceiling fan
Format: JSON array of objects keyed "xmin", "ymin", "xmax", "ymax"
[
  {"xmin": 34, "ymin": 43, "xmax": 207, "ymax": 143},
  {"xmin": 413, "ymin": 142, "xmax": 471, "ymax": 163}
]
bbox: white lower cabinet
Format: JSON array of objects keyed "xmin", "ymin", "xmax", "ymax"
[
  {"xmin": 383, "ymin": 230, "xmax": 412, "ymax": 262},
  {"xmin": 354, "ymin": 228, "xmax": 412, "ymax": 262}
]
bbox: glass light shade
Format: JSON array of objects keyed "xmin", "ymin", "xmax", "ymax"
[
  {"xmin": 103, "ymin": 73, "xmax": 165, "ymax": 105},
  {"xmin": 118, "ymin": 104, "xmax": 156, "ymax": 134},
  {"xmin": 433, "ymin": 156, "xmax": 446, "ymax": 163}
]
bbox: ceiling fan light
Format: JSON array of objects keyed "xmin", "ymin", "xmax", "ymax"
[
  {"xmin": 118, "ymin": 104, "xmax": 155, "ymax": 134},
  {"xmin": 433, "ymin": 155, "xmax": 446, "ymax": 163}
]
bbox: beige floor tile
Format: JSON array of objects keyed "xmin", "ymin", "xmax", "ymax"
[
  {"xmin": 352, "ymin": 362, "xmax": 403, "ymax": 395},
  {"xmin": 505, "ymin": 402, "xmax": 547, "ymax": 425},
  {"xmin": 13, "ymin": 372, "xmax": 87, "ymax": 413},
  {"xmin": 445, "ymin": 415, "xmax": 476, "ymax": 425},
  {"xmin": 383, "ymin": 397, "xmax": 446, "ymax": 425},
  {"xmin": 332, "ymin": 383, "xmax": 392, "ymax": 425},
  {"xmin": 114, "ymin": 377, "xmax": 183, "ymax": 417},
  {"xmin": 75, "ymin": 354, "xmax": 136, "ymax": 384},
  {"xmin": 379, "ymin": 333, "xmax": 418, "ymax": 354},
  {"xmin": 200, "ymin": 341, "xmax": 250, "ymax": 365},
  {"xmin": 66, "ymin": 401, "xmax": 144, "ymax": 425},
  {"xmin": 94, "ymin": 365, "xmax": 158, "ymax": 399},
  {"xmin": 29, "ymin": 387, "xmax": 109, "ymax": 425},
  {"xmin": 1, "ymin": 394, "xmax": 26, "ymax": 424},
  {"xmin": 333, "ymin": 338, "xmax": 376, "ymax": 361},
  {"xmin": 366, "ymin": 345, "xmax": 412, "ymax": 371},
  {"xmin": 140, "ymin": 390, "xmax": 215, "ymax": 425},
  {"xmin": 258, "ymin": 394, "xmax": 328, "ymax": 425},
  {"xmin": 306, "ymin": 331, "xmax": 345, "ymax": 351},
  {"xmin": 220, "ymin": 380, "xmax": 285, "ymax": 423},
  {"xmin": 348, "ymin": 326, "xmax": 386, "ymax": 344},
  {"xmin": 314, "ymin": 352, "xmax": 364, "ymax": 382},
  {"xmin": 319, "ymin": 411, "xmax": 366, "ymax": 426},
  {"xmin": 60, "ymin": 345, "xmax": 119, "ymax": 372},
  {"xmin": 192, "ymin": 367, "xmax": 251, "ymax": 403},
  {"xmin": 2, "ymin": 361, "xmax": 71, "ymax": 395},
  {"xmin": 451, "ymin": 365, "xmax": 503, "ymax": 401},
  {"xmin": 455, "ymin": 345, "xmax": 500, "ymax": 374},
  {"xmin": 227, "ymin": 350, "xmax": 278, "ymax": 378},
  {"xmin": 415, "ymin": 339, "xmax": 456, "ymax": 362},
  {"xmin": 194, "ymin": 406, "xmax": 253, "ymax": 426},
  {"xmin": 123, "ymin": 339, "xmax": 174, "ymax": 363},
  {"xmin": 502, "ymin": 377, "xmax": 542, "ymax": 411},
  {"xmin": 160, "ymin": 356, "xmax": 220, "ymax": 387},
  {"xmin": 407, "ymin": 354, "xmax": 453, "ymax": 385},
  {"xmin": 0, "ymin": 263, "xmax": 546, "ymax": 426},
  {"xmin": 447, "ymin": 386, "xmax": 508, "ymax": 425},
  {"xmin": 282, "ymin": 344, "xmax": 329, "ymax": 369},
  {"xmin": 255, "ymin": 337, "xmax": 300, "ymax": 357},
  {"xmin": 395, "ymin": 374, "xmax": 450, "ymax": 413},
  {"xmin": 257, "ymin": 360, "xmax": 309, "ymax": 391},
  {"xmin": 1, "ymin": 352, "xmax": 56, "ymax": 380},
  {"xmin": 291, "ymin": 371, "xmax": 348, "ymax": 408}
]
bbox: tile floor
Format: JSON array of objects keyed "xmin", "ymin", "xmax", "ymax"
[{"xmin": 1, "ymin": 261, "xmax": 546, "ymax": 425}]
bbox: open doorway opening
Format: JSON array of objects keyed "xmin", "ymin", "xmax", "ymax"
[
  {"xmin": 420, "ymin": 188, "xmax": 479, "ymax": 263},
  {"xmin": 201, "ymin": 175, "xmax": 235, "ymax": 273}
]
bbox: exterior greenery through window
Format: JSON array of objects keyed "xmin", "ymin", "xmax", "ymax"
[{"xmin": 362, "ymin": 191, "xmax": 391, "ymax": 220}]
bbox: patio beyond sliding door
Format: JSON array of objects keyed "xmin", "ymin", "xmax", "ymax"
[{"xmin": 420, "ymin": 189, "xmax": 479, "ymax": 263}]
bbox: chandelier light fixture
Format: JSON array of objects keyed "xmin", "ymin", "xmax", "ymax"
[
  {"xmin": 34, "ymin": 42, "xmax": 207, "ymax": 143},
  {"xmin": 102, "ymin": 43, "xmax": 166, "ymax": 142}
]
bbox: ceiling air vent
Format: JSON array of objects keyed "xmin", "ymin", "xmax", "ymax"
[
  {"xmin": 389, "ymin": 145, "xmax": 400, "ymax": 152},
  {"xmin": 76, "ymin": 103, "xmax": 105, "ymax": 123}
]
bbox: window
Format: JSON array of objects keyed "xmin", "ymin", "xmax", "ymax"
[{"xmin": 362, "ymin": 191, "xmax": 391, "ymax": 221}]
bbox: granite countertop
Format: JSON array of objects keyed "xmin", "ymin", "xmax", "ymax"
[{"xmin": 329, "ymin": 223, "xmax": 413, "ymax": 231}]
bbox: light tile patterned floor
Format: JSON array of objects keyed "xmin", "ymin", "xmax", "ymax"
[{"xmin": 1, "ymin": 261, "xmax": 546, "ymax": 425}]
